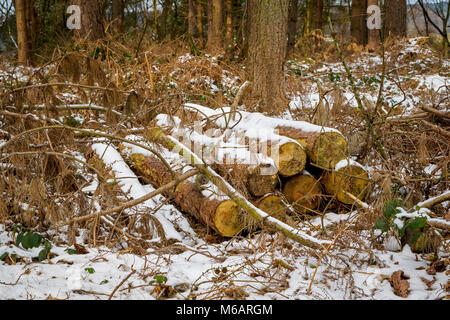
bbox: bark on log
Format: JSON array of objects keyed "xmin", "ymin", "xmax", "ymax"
[
  {"xmin": 282, "ymin": 173, "xmax": 322, "ymax": 213},
  {"xmin": 213, "ymin": 163, "xmax": 279, "ymax": 198},
  {"xmin": 322, "ymin": 159, "xmax": 369, "ymax": 205},
  {"xmin": 124, "ymin": 152, "xmax": 245, "ymax": 237}
]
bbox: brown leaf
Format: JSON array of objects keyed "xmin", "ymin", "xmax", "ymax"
[
  {"xmin": 390, "ymin": 270, "xmax": 410, "ymax": 298},
  {"xmin": 426, "ymin": 259, "xmax": 446, "ymax": 275},
  {"xmin": 74, "ymin": 243, "xmax": 89, "ymax": 255}
]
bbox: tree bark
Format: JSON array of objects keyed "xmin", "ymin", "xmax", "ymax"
[
  {"xmin": 314, "ymin": 0, "xmax": 324, "ymax": 30},
  {"xmin": 247, "ymin": 0, "xmax": 290, "ymax": 114},
  {"xmin": 350, "ymin": 0, "xmax": 367, "ymax": 45},
  {"xmin": 207, "ymin": 0, "xmax": 223, "ymax": 49},
  {"xmin": 112, "ymin": 0, "xmax": 122, "ymax": 32},
  {"xmin": 197, "ymin": 0, "xmax": 204, "ymax": 41},
  {"xmin": 287, "ymin": 0, "xmax": 298, "ymax": 56},
  {"xmin": 188, "ymin": 0, "xmax": 198, "ymax": 36},
  {"xmin": 14, "ymin": 0, "xmax": 30, "ymax": 64},
  {"xmin": 225, "ymin": 0, "xmax": 233, "ymax": 47},
  {"xmin": 159, "ymin": 0, "xmax": 173, "ymax": 40},
  {"xmin": 71, "ymin": 0, "xmax": 105, "ymax": 41},
  {"xmin": 367, "ymin": 0, "xmax": 379, "ymax": 50},
  {"xmin": 384, "ymin": 0, "xmax": 407, "ymax": 38}
]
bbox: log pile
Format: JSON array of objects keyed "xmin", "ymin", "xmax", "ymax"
[{"xmin": 119, "ymin": 103, "xmax": 370, "ymax": 239}]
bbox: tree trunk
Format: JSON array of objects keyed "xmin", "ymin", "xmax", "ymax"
[
  {"xmin": 14, "ymin": 0, "xmax": 30, "ymax": 64},
  {"xmin": 314, "ymin": 0, "xmax": 323, "ymax": 31},
  {"xmin": 197, "ymin": 0, "xmax": 204, "ymax": 41},
  {"xmin": 71, "ymin": 0, "xmax": 105, "ymax": 40},
  {"xmin": 247, "ymin": 0, "xmax": 290, "ymax": 114},
  {"xmin": 159, "ymin": 0, "xmax": 172, "ymax": 40},
  {"xmin": 350, "ymin": 0, "xmax": 367, "ymax": 45},
  {"xmin": 287, "ymin": 0, "xmax": 298, "ymax": 56},
  {"xmin": 112, "ymin": 0, "xmax": 122, "ymax": 32},
  {"xmin": 188, "ymin": 0, "xmax": 198, "ymax": 36},
  {"xmin": 384, "ymin": 0, "xmax": 407, "ymax": 38},
  {"xmin": 225, "ymin": 0, "xmax": 233, "ymax": 47},
  {"xmin": 367, "ymin": 0, "xmax": 379, "ymax": 50},
  {"xmin": 207, "ymin": 0, "xmax": 223, "ymax": 49},
  {"xmin": 304, "ymin": 0, "xmax": 313, "ymax": 36}
]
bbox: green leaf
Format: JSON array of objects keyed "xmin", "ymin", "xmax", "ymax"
[
  {"xmin": 374, "ymin": 218, "xmax": 389, "ymax": 232},
  {"xmin": 38, "ymin": 248, "xmax": 50, "ymax": 262},
  {"xmin": 0, "ymin": 252, "xmax": 7, "ymax": 260},
  {"xmin": 153, "ymin": 275, "xmax": 167, "ymax": 285},
  {"xmin": 406, "ymin": 217, "xmax": 427, "ymax": 233},
  {"xmin": 85, "ymin": 267, "xmax": 95, "ymax": 274},
  {"xmin": 383, "ymin": 200, "xmax": 401, "ymax": 219},
  {"xmin": 28, "ymin": 233, "xmax": 43, "ymax": 248},
  {"xmin": 16, "ymin": 232, "xmax": 25, "ymax": 247},
  {"xmin": 100, "ymin": 280, "xmax": 109, "ymax": 285},
  {"xmin": 65, "ymin": 248, "xmax": 77, "ymax": 255}
]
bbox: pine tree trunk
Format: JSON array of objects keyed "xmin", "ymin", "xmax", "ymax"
[
  {"xmin": 314, "ymin": 0, "xmax": 323, "ymax": 31},
  {"xmin": 351, "ymin": 0, "xmax": 367, "ymax": 45},
  {"xmin": 71, "ymin": 0, "xmax": 105, "ymax": 40},
  {"xmin": 247, "ymin": 0, "xmax": 289, "ymax": 114},
  {"xmin": 287, "ymin": 0, "xmax": 298, "ymax": 56},
  {"xmin": 188, "ymin": 0, "xmax": 198, "ymax": 36},
  {"xmin": 197, "ymin": 0, "xmax": 204, "ymax": 41},
  {"xmin": 14, "ymin": 0, "xmax": 30, "ymax": 64},
  {"xmin": 225, "ymin": 0, "xmax": 233, "ymax": 47},
  {"xmin": 385, "ymin": 0, "xmax": 407, "ymax": 38},
  {"xmin": 159, "ymin": 0, "xmax": 172, "ymax": 40},
  {"xmin": 112, "ymin": 0, "xmax": 122, "ymax": 32},
  {"xmin": 367, "ymin": 0, "xmax": 379, "ymax": 50},
  {"xmin": 207, "ymin": 0, "xmax": 223, "ymax": 49},
  {"xmin": 304, "ymin": 0, "xmax": 314, "ymax": 36}
]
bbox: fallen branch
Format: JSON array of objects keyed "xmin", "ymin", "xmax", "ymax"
[
  {"xmin": 415, "ymin": 191, "xmax": 450, "ymax": 210},
  {"xmin": 421, "ymin": 120, "xmax": 450, "ymax": 139},
  {"xmin": 420, "ymin": 105, "xmax": 450, "ymax": 120}
]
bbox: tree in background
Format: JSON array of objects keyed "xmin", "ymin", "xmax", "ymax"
[
  {"xmin": 246, "ymin": 0, "xmax": 290, "ymax": 113},
  {"xmin": 207, "ymin": 0, "xmax": 223, "ymax": 50},
  {"xmin": 71, "ymin": 0, "xmax": 104, "ymax": 41},
  {"xmin": 367, "ymin": 0, "xmax": 380, "ymax": 50},
  {"xmin": 14, "ymin": 0, "xmax": 30, "ymax": 64},
  {"xmin": 287, "ymin": 0, "xmax": 298, "ymax": 55},
  {"xmin": 351, "ymin": 0, "xmax": 367, "ymax": 45},
  {"xmin": 384, "ymin": 0, "xmax": 407, "ymax": 38}
]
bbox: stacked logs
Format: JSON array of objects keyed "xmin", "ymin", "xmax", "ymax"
[{"xmin": 121, "ymin": 104, "xmax": 370, "ymax": 238}]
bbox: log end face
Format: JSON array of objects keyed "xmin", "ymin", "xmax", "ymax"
[
  {"xmin": 312, "ymin": 132, "xmax": 348, "ymax": 169},
  {"xmin": 247, "ymin": 165, "xmax": 279, "ymax": 197},
  {"xmin": 282, "ymin": 174, "xmax": 322, "ymax": 212},
  {"xmin": 277, "ymin": 142, "xmax": 307, "ymax": 177},
  {"xmin": 213, "ymin": 200, "xmax": 245, "ymax": 237},
  {"xmin": 323, "ymin": 165, "xmax": 369, "ymax": 205}
]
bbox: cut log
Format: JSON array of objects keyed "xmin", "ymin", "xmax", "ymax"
[
  {"xmin": 322, "ymin": 159, "xmax": 369, "ymax": 205},
  {"xmin": 145, "ymin": 127, "xmax": 331, "ymax": 249},
  {"xmin": 255, "ymin": 194, "xmax": 289, "ymax": 221},
  {"xmin": 124, "ymin": 151, "xmax": 246, "ymax": 237},
  {"xmin": 213, "ymin": 163, "xmax": 279, "ymax": 197},
  {"xmin": 282, "ymin": 173, "xmax": 323, "ymax": 213},
  {"xmin": 175, "ymin": 107, "xmax": 308, "ymax": 177},
  {"xmin": 277, "ymin": 127, "xmax": 348, "ymax": 169}
]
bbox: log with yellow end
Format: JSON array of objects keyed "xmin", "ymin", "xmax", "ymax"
[
  {"xmin": 255, "ymin": 194, "xmax": 289, "ymax": 222},
  {"xmin": 321, "ymin": 159, "xmax": 369, "ymax": 205},
  {"xmin": 276, "ymin": 126, "xmax": 348, "ymax": 169},
  {"xmin": 282, "ymin": 173, "xmax": 323, "ymax": 213},
  {"xmin": 274, "ymin": 141, "xmax": 307, "ymax": 177},
  {"xmin": 122, "ymin": 151, "xmax": 245, "ymax": 237}
]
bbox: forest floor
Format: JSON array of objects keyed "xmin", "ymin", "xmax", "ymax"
[{"xmin": 0, "ymin": 37, "xmax": 448, "ymax": 300}]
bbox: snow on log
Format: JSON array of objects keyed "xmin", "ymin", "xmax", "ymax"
[
  {"xmin": 282, "ymin": 172, "xmax": 323, "ymax": 213},
  {"xmin": 183, "ymin": 103, "xmax": 347, "ymax": 169},
  {"xmin": 321, "ymin": 159, "xmax": 369, "ymax": 205}
]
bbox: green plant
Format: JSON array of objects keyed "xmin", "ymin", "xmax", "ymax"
[
  {"xmin": 13, "ymin": 226, "xmax": 52, "ymax": 262},
  {"xmin": 84, "ymin": 267, "xmax": 95, "ymax": 274},
  {"xmin": 373, "ymin": 199, "xmax": 429, "ymax": 246},
  {"xmin": 150, "ymin": 274, "xmax": 168, "ymax": 285},
  {"xmin": 64, "ymin": 248, "xmax": 77, "ymax": 255}
]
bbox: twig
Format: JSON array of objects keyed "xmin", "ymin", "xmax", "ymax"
[
  {"xmin": 421, "ymin": 120, "xmax": 450, "ymax": 139},
  {"xmin": 420, "ymin": 105, "xmax": 450, "ymax": 120},
  {"xmin": 108, "ymin": 269, "xmax": 136, "ymax": 300}
]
